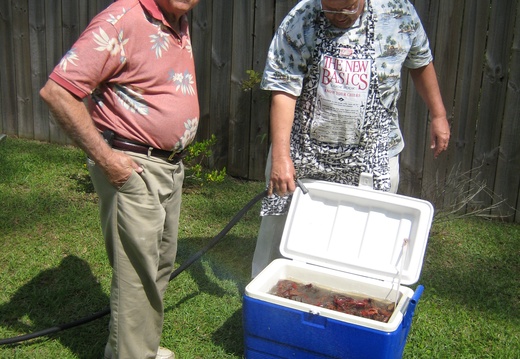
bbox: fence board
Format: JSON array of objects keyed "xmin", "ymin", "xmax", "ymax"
[
  {"xmin": 61, "ymin": 0, "xmax": 81, "ymax": 49},
  {"xmin": 472, "ymin": 0, "xmax": 518, "ymax": 212},
  {"xmin": 209, "ymin": 0, "xmax": 234, "ymax": 169},
  {"xmin": 29, "ymin": 0, "xmax": 49, "ymax": 141},
  {"xmin": 191, "ymin": 0, "xmax": 213, "ymax": 144},
  {"xmin": 12, "ymin": 0, "xmax": 34, "ymax": 139},
  {"xmin": 227, "ymin": 1, "xmax": 254, "ymax": 178},
  {"xmin": 0, "ymin": 1, "xmax": 17, "ymax": 135},
  {"xmin": 78, "ymin": 0, "xmax": 88, "ymax": 35},
  {"xmin": 88, "ymin": 0, "xmax": 98, "ymax": 21},
  {"xmin": 494, "ymin": 0, "xmax": 520, "ymax": 219},
  {"xmin": 45, "ymin": 0, "xmax": 69, "ymax": 144},
  {"xmin": 248, "ymin": 0, "xmax": 277, "ymax": 181},
  {"xmin": 449, "ymin": 0, "xmax": 490, "ymax": 216},
  {"xmin": 59, "ymin": 0, "xmax": 81, "ymax": 140}
]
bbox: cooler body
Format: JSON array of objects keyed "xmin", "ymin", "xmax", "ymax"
[
  {"xmin": 243, "ymin": 294, "xmax": 419, "ymax": 359},
  {"xmin": 243, "ymin": 258, "xmax": 424, "ymax": 359}
]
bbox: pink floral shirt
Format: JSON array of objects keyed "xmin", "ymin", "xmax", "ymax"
[{"xmin": 49, "ymin": 0, "xmax": 199, "ymax": 152}]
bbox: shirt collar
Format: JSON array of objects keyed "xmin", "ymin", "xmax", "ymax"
[{"xmin": 139, "ymin": 0, "xmax": 188, "ymax": 33}]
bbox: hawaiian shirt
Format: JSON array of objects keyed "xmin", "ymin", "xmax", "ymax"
[
  {"xmin": 49, "ymin": 0, "xmax": 199, "ymax": 152},
  {"xmin": 261, "ymin": 0, "xmax": 433, "ymax": 156}
]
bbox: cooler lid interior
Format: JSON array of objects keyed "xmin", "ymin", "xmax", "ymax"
[{"xmin": 279, "ymin": 179, "xmax": 434, "ymax": 285}]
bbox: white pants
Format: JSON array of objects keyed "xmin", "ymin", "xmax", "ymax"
[{"xmin": 251, "ymin": 155, "xmax": 400, "ymax": 278}]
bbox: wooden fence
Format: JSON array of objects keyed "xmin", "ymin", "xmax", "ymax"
[{"xmin": 1, "ymin": 0, "xmax": 519, "ymax": 222}]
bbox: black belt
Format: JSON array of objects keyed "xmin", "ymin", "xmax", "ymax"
[{"xmin": 112, "ymin": 137, "xmax": 187, "ymax": 164}]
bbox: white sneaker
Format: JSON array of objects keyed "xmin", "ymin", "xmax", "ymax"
[
  {"xmin": 155, "ymin": 346, "xmax": 175, "ymax": 359},
  {"xmin": 104, "ymin": 345, "xmax": 175, "ymax": 359}
]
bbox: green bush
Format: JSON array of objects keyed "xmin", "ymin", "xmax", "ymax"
[{"xmin": 184, "ymin": 134, "xmax": 227, "ymax": 185}]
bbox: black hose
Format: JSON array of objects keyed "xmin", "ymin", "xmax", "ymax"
[
  {"xmin": 0, "ymin": 190, "xmax": 267, "ymax": 346},
  {"xmin": 168, "ymin": 189, "xmax": 267, "ymax": 282}
]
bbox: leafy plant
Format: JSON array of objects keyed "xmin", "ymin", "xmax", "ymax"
[
  {"xmin": 241, "ymin": 70, "xmax": 263, "ymax": 91},
  {"xmin": 184, "ymin": 134, "xmax": 226, "ymax": 185}
]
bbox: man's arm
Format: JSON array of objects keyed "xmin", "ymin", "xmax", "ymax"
[
  {"xmin": 40, "ymin": 80, "xmax": 142, "ymax": 187},
  {"xmin": 268, "ymin": 91, "xmax": 298, "ymax": 196},
  {"xmin": 409, "ymin": 62, "xmax": 451, "ymax": 158}
]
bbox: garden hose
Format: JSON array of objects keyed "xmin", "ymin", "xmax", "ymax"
[{"xmin": 0, "ymin": 189, "xmax": 268, "ymax": 346}]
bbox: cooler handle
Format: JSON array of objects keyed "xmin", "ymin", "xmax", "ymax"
[{"xmin": 402, "ymin": 285, "xmax": 424, "ymax": 330}]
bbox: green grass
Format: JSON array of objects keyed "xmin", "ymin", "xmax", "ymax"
[{"xmin": 0, "ymin": 137, "xmax": 519, "ymax": 358}]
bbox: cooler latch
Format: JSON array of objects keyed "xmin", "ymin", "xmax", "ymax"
[{"xmin": 359, "ymin": 172, "xmax": 374, "ymax": 189}]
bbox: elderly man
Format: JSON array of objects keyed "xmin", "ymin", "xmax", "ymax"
[
  {"xmin": 252, "ymin": 0, "xmax": 450, "ymax": 277},
  {"xmin": 40, "ymin": 0, "xmax": 201, "ymax": 357}
]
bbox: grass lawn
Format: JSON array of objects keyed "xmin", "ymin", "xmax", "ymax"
[{"xmin": 0, "ymin": 137, "xmax": 518, "ymax": 358}]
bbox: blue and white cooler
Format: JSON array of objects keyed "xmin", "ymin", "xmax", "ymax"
[{"xmin": 243, "ymin": 179, "xmax": 434, "ymax": 359}]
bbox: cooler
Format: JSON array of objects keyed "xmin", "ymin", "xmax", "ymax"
[{"xmin": 243, "ymin": 179, "xmax": 434, "ymax": 358}]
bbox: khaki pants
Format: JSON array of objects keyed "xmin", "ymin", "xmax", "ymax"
[
  {"xmin": 88, "ymin": 152, "xmax": 184, "ymax": 359},
  {"xmin": 251, "ymin": 154, "xmax": 400, "ymax": 278}
]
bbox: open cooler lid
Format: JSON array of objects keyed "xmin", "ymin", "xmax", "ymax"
[{"xmin": 280, "ymin": 179, "xmax": 434, "ymax": 285}]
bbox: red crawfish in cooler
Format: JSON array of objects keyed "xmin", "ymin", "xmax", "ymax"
[{"xmin": 271, "ymin": 279, "xmax": 395, "ymax": 323}]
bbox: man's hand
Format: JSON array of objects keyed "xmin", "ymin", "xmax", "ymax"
[
  {"xmin": 99, "ymin": 150, "xmax": 144, "ymax": 188},
  {"xmin": 430, "ymin": 115, "xmax": 451, "ymax": 158},
  {"xmin": 268, "ymin": 154, "xmax": 296, "ymax": 197}
]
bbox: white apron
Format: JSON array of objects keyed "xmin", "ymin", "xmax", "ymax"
[{"xmin": 262, "ymin": 0, "xmax": 392, "ymax": 216}]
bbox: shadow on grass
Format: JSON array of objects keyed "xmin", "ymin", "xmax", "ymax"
[
  {"xmin": 166, "ymin": 234, "xmax": 254, "ymax": 357},
  {"xmin": 212, "ymin": 309, "xmax": 244, "ymax": 356},
  {"xmin": 0, "ymin": 255, "xmax": 110, "ymax": 358}
]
